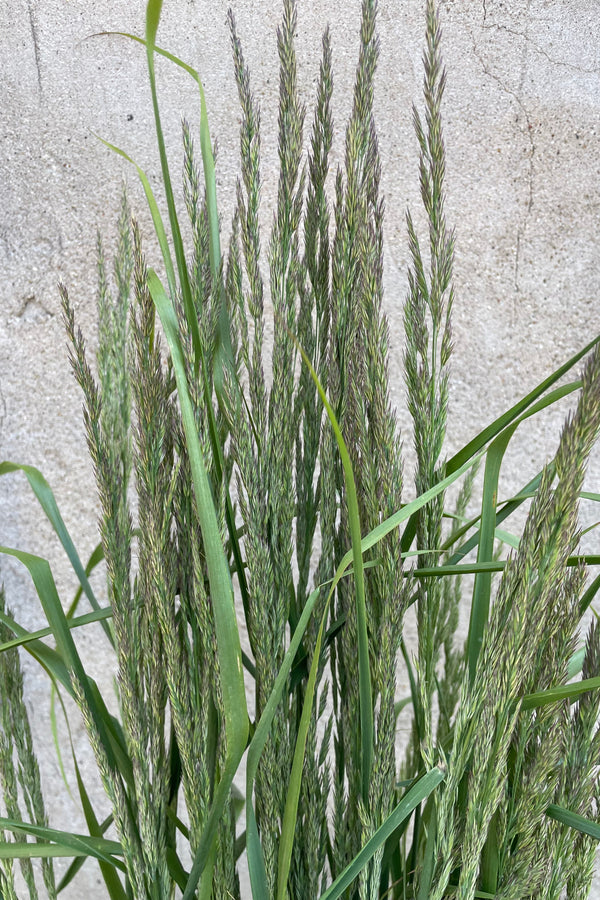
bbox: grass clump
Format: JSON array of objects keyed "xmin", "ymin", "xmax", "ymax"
[{"xmin": 1, "ymin": 0, "xmax": 600, "ymax": 898}]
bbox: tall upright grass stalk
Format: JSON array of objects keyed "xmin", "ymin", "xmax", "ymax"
[
  {"xmin": 2, "ymin": 0, "xmax": 600, "ymax": 898},
  {"xmin": 0, "ymin": 588, "xmax": 56, "ymax": 900}
]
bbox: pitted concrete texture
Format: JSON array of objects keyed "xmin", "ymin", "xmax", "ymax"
[{"xmin": 1, "ymin": 1, "xmax": 599, "ymax": 897}]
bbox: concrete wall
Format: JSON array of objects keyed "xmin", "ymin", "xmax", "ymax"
[{"xmin": 1, "ymin": 0, "xmax": 599, "ymax": 896}]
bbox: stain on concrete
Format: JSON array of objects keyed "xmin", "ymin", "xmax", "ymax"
[{"xmin": 14, "ymin": 295, "xmax": 52, "ymax": 324}]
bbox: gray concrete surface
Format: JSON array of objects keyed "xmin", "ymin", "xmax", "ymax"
[{"xmin": 1, "ymin": 0, "xmax": 599, "ymax": 896}]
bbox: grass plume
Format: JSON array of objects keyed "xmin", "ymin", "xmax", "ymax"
[{"xmin": 1, "ymin": 1, "xmax": 600, "ymax": 899}]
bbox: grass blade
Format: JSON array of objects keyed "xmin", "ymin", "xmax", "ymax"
[
  {"xmin": 98, "ymin": 28, "xmax": 233, "ymax": 382},
  {"xmin": 0, "ymin": 818, "xmax": 124, "ymax": 869},
  {"xmin": 0, "ymin": 546, "xmax": 130, "ymax": 780},
  {"xmin": 147, "ymin": 271, "xmax": 248, "ymax": 898},
  {"xmin": 545, "ymin": 805, "xmax": 600, "ymax": 841},
  {"xmin": 465, "ymin": 379, "xmax": 585, "ymax": 680},
  {"xmin": 245, "ymin": 585, "xmax": 323, "ymax": 898},
  {"xmin": 441, "ymin": 468, "xmax": 549, "ymax": 563},
  {"xmin": 0, "ymin": 607, "xmax": 113, "ymax": 654},
  {"xmin": 580, "ymin": 571, "xmax": 600, "ymax": 616},
  {"xmin": 0, "ymin": 462, "xmax": 112, "ymax": 646},
  {"xmin": 520, "ymin": 675, "xmax": 600, "ymax": 710},
  {"xmin": 291, "ymin": 326, "xmax": 373, "ymax": 801},
  {"xmin": 72, "ymin": 756, "xmax": 128, "ymax": 899},
  {"xmin": 318, "ymin": 767, "xmax": 446, "ymax": 900},
  {"xmin": 97, "ymin": 30, "xmax": 254, "ymax": 628},
  {"xmin": 56, "ymin": 814, "xmax": 113, "ymax": 893},
  {"xmin": 145, "ymin": 0, "xmax": 201, "ymax": 373},
  {"xmin": 412, "ymin": 554, "xmax": 600, "ymax": 579},
  {"xmin": 466, "ymin": 425, "xmax": 516, "ymax": 683},
  {"xmin": 343, "ymin": 449, "xmax": 485, "ymax": 576},
  {"xmin": 401, "ymin": 347, "xmax": 594, "ymax": 556},
  {"xmin": 94, "ymin": 136, "xmax": 176, "ymax": 300},
  {"xmin": 0, "ymin": 843, "xmax": 110, "ymax": 861},
  {"xmin": 0, "ymin": 606, "xmax": 71, "ymax": 690},
  {"xmin": 446, "ymin": 349, "xmax": 596, "ymax": 475},
  {"xmin": 276, "ymin": 596, "xmax": 330, "ymax": 900},
  {"xmin": 50, "ymin": 680, "xmax": 122, "ymax": 896}
]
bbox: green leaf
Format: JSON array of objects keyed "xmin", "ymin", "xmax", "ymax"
[
  {"xmin": 0, "ymin": 843, "xmax": 105, "ymax": 860},
  {"xmin": 277, "ymin": 595, "xmax": 330, "ymax": 900},
  {"xmin": 95, "ymin": 29, "xmax": 233, "ymax": 386},
  {"xmin": 50, "ymin": 684, "xmax": 74, "ymax": 801},
  {"xmin": 245, "ymin": 585, "xmax": 322, "ymax": 898},
  {"xmin": 447, "ymin": 367, "xmax": 590, "ymax": 477},
  {"xmin": 580, "ymin": 571, "xmax": 600, "ymax": 616},
  {"xmin": 318, "ymin": 767, "xmax": 446, "ymax": 900},
  {"xmin": 401, "ymin": 637, "xmax": 423, "ymax": 750},
  {"xmin": 98, "ymin": 26, "xmax": 250, "ymax": 630},
  {"xmin": 288, "ymin": 328, "xmax": 373, "ymax": 802},
  {"xmin": 0, "ymin": 462, "xmax": 112, "ymax": 646},
  {"xmin": 0, "ymin": 606, "xmax": 71, "ymax": 690},
  {"xmin": 465, "ymin": 381, "xmax": 582, "ymax": 684},
  {"xmin": 546, "ymin": 805, "xmax": 600, "ymax": 841},
  {"xmin": 521, "ymin": 675, "xmax": 600, "ymax": 710},
  {"xmin": 56, "ymin": 815, "xmax": 114, "ymax": 893},
  {"xmin": 0, "ymin": 546, "xmax": 131, "ymax": 782},
  {"xmin": 567, "ymin": 647, "xmax": 586, "ymax": 680},
  {"xmin": 144, "ymin": 0, "xmax": 201, "ymax": 375},
  {"xmin": 147, "ymin": 271, "xmax": 248, "ymax": 899},
  {"xmin": 412, "ymin": 554, "xmax": 600, "ymax": 579},
  {"xmin": 65, "ymin": 541, "xmax": 105, "ymax": 620},
  {"xmin": 0, "ymin": 607, "xmax": 113, "ymax": 654},
  {"xmin": 401, "ymin": 342, "xmax": 595, "ymax": 556},
  {"xmin": 48, "ymin": 680, "xmax": 117, "ymax": 893},
  {"xmin": 440, "ymin": 468, "xmax": 549, "ymax": 565},
  {"xmin": 0, "ymin": 818, "xmax": 124, "ymax": 869},
  {"xmin": 94, "ymin": 135, "xmax": 177, "ymax": 301},
  {"xmin": 467, "ymin": 425, "xmax": 515, "ymax": 683},
  {"xmin": 348, "ymin": 448, "xmax": 485, "ymax": 573},
  {"xmin": 73, "ymin": 756, "xmax": 128, "ymax": 899}
]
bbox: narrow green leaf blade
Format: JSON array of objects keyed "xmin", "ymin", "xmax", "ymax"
[
  {"xmin": 144, "ymin": 0, "xmax": 201, "ymax": 374},
  {"xmin": 467, "ymin": 426, "xmax": 515, "ymax": 683},
  {"xmin": 291, "ymin": 327, "xmax": 373, "ymax": 801},
  {"xmin": 246, "ymin": 585, "xmax": 322, "ymax": 898},
  {"xmin": 447, "ymin": 341, "xmax": 598, "ymax": 475},
  {"xmin": 0, "ymin": 463, "xmax": 106, "ymax": 635},
  {"xmin": 73, "ymin": 756, "xmax": 128, "ymax": 899},
  {"xmin": 94, "ymin": 135, "xmax": 176, "ymax": 300},
  {"xmin": 0, "ymin": 607, "xmax": 71, "ymax": 691},
  {"xmin": 277, "ymin": 598, "xmax": 330, "ymax": 900},
  {"xmin": 0, "ymin": 546, "xmax": 126, "ymax": 777},
  {"xmin": 546, "ymin": 805, "xmax": 600, "ymax": 841},
  {"xmin": 521, "ymin": 675, "xmax": 600, "ymax": 710},
  {"xmin": 0, "ymin": 818, "xmax": 124, "ymax": 868},
  {"xmin": 318, "ymin": 767, "xmax": 446, "ymax": 900},
  {"xmin": 148, "ymin": 272, "xmax": 248, "ymax": 899},
  {"xmin": 0, "ymin": 843, "xmax": 103, "ymax": 861},
  {"xmin": 0, "ymin": 607, "xmax": 113, "ymax": 654}
]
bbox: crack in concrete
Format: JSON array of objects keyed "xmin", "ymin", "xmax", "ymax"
[
  {"xmin": 27, "ymin": 0, "xmax": 42, "ymax": 94},
  {"xmin": 0, "ymin": 382, "xmax": 5, "ymax": 440},
  {"xmin": 513, "ymin": 0, "xmax": 534, "ymax": 304},
  {"xmin": 462, "ymin": 4, "xmax": 599, "ymax": 75},
  {"xmin": 467, "ymin": 10, "xmax": 536, "ymax": 311},
  {"xmin": 479, "ymin": 22, "xmax": 599, "ymax": 75}
]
